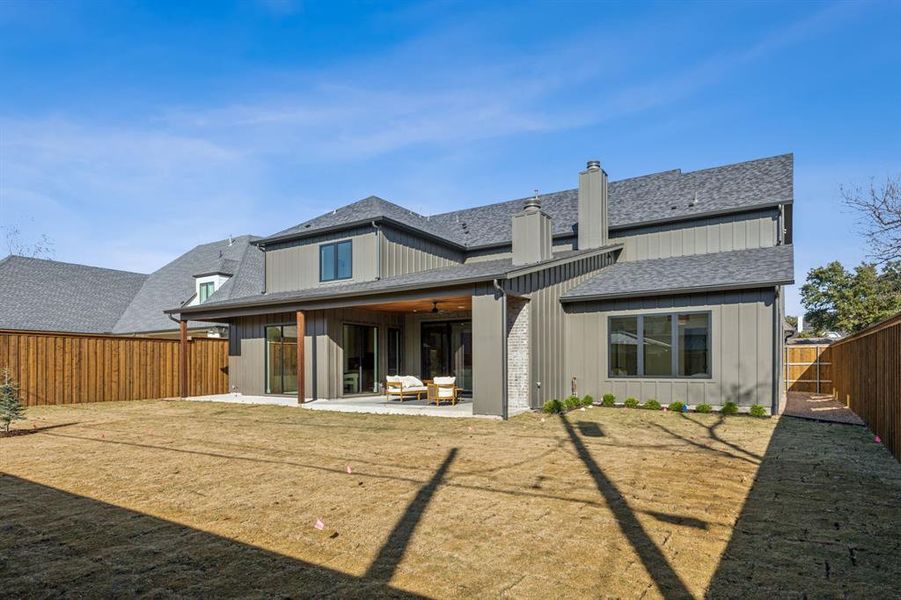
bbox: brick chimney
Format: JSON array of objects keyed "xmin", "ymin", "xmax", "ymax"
[
  {"xmin": 512, "ymin": 195, "xmax": 553, "ymax": 266},
  {"xmin": 578, "ymin": 160, "xmax": 609, "ymax": 249}
]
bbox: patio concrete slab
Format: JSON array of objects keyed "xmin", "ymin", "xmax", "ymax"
[
  {"xmin": 186, "ymin": 393, "xmax": 481, "ymax": 418},
  {"xmin": 303, "ymin": 395, "xmax": 477, "ymax": 418}
]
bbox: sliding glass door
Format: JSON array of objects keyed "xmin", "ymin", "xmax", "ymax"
[
  {"xmin": 421, "ymin": 321, "xmax": 472, "ymax": 393},
  {"xmin": 343, "ymin": 324, "xmax": 378, "ymax": 395},
  {"xmin": 266, "ymin": 325, "xmax": 298, "ymax": 394}
]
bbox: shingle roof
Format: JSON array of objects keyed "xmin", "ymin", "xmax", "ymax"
[
  {"xmin": 0, "ymin": 256, "xmax": 147, "ymax": 333},
  {"xmin": 264, "ymin": 195, "xmax": 467, "ymax": 246},
  {"xmin": 173, "ymin": 246, "xmax": 619, "ymax": 315},
  {"xmin": 260, "ymin": 154, "xmax": 793, "ymax": 249},
  {"xmin": 112, "ymin": 235, "xmax": 263, "ymax": 334},
  {"xmin": 561, "ymin": 245, "xmax": 795, "ymax": 302}
]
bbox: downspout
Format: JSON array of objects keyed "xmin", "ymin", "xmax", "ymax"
[
  {"xmin": 493, "ymin": 278, "xmax": 509, "ymax": 420},
  {"xmin": 371, "ymin": 221, "xmax": 382, "ymax": 280},
  {"xmin": 260, "ymin": 243, "xmax": 267, "ymax": 294}
]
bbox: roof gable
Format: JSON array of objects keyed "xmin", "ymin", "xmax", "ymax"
[{"xmin": 112, "ymin": 235, "xmax": 263, "ymax": 334}]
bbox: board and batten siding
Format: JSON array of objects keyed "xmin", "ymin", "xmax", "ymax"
[
  {"xmin": 610, "ymin": 208, "xmax": 779, "ymax": 262},
  {"xmin": 379, "ymin": 226, "xmax": 463, "ymax": 277},
  {"xmin": 227, "ymin": 309, "xmax": 403, "ymax": 399},
  {"xmin": 264, "ymin": 227, "xmax": 378, "ymax": 293},
  {"xmin": 563, "ymin": 289, "xmax": 777, "ymax": 409},
  {"xmin": 507, "ymin": 252, "xmax": 615, "ymax": 408}
]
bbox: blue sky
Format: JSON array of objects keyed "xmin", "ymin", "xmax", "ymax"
[{"xmin": 1, "ymin": 0, "xmax": 899, "ymax": 316}]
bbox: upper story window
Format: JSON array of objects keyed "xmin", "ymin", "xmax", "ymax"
[
  {"xmin": 320, "ymin": 240, "xmax": 352, "ymax": 282},
  {"xmin": 198, "ymin": 281, "xmax": 215, "ymax": 303},
  {"xmin": 609, "ymin": 311, "xmax": 711, "ymax": 378}
]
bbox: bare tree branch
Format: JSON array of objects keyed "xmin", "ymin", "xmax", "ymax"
[
  {"xmin": 1, "ymin": 225, "xmax": 55, "ymax": 259},
  {"xmin": 841, "ymin": 174, "xmax": 901, "ymax": 263}
]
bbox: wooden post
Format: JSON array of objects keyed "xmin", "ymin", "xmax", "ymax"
[
  {"xmin": 296, "ymin": 310, "xmax": 305, "ymax": 404},
  {"xmin": 180, "ymin": 320, "xmax": 188, "ymax": 399}
]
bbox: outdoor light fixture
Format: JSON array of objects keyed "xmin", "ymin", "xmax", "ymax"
[{"xmin": 431, "ymin": 301, "xmax": 439, "ymax": 313}]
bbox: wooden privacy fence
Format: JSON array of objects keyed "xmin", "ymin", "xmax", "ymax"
[
  {"xmin": 784, "ymin": 344, "xmax": 833, "ymax": 394},
  {"xmin": 0, "ymin": 330, "xmax": 229, "ymax": 407},
  {"xmin": 830, "ymin": 313, "xmax": 901, "ymax": 462}
]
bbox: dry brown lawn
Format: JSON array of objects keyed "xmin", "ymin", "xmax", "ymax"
[{"xmin": 2, "ymin": 400, "xmax": 900, "ymax": 599}]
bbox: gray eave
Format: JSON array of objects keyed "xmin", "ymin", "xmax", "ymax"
[
  {"xmin": 169, "ymin": 244, "xmax": 621, "ymax": 317},
  {"xmin": 561, "ymin": 245, "xmax": 794, "ymax": 302}
]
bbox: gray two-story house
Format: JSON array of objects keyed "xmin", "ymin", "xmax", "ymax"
[{"xmin": 170, "ymin": 154, "xmax": 794, "ymax": 418}]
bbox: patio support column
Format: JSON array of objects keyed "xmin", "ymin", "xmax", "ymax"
[
  {"xmin": 179, "ymin": 320, "xmax": 188, "ymax": 399},
  {"xmin": 297, "ymin": 310, "xmax": 305, "ymax": 404}
]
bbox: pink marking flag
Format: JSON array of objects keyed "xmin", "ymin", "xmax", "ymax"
[
  {"xmin": 875, "ymin": 435, "xmax": 882, "ymax": 444},
  {"xmin": 346, "ymin": 465, "xmax": 353, "ymax": 474},
  {"xmin": 315, "ymin": 518, "xmax": 325, "ymax": 531}
]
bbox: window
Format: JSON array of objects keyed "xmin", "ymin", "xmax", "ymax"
[
  {"xmin": 387, "ymin": 328, "xmax": 403, "ymax": 376},
  {"xmin": 320, "ymin": 240, "xmax": 352, "ymax": 281},
  {"xmin": 198, "ymin": 281, "xmax": 215, "ymax": 303},
  {"xmin": 608, "ymin": 312, "xmax": 710, "ymax": 378}
]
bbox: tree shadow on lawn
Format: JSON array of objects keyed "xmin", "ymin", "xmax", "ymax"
[
  {"xmin": 707, "ymin": 416, "xmax": 901, "ymax": 598},
  {"xmin": 0, "ymin": 421, "xmax": 80, "ymax": 438},
  {"xmin": 559, "ymin": 415, "xmax": 694, "ymax": 599},
  {"xmin": 0, "ymin": 450, "xmax": 461, "ymax": 599}
]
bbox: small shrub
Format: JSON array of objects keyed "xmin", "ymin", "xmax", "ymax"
[
  {"xmin": 749, "ymin": 404, "xmax": 768, "ymax": 418},
  {"xmin": 642, "ymin": 399, "xmax": 662, "ymax": 411},
  {"xmin": 721, "ymin": 401, "xmax": 739, "ymax": 415},
  {"xmin": 0, "ymin": 369, "xmax": 25, "ymax": 433},
  {"xmin": 581, "ymin": 394, "xmax": 594, "ymax": 407},
  {"xmin": 668, "ymin": 401, "xmax": 685, "ymax": 413},
  {"xmin": 542, "ymin": 399, "xmax": 564, "ymax": 414},
  {"xmin": 601, "ymin": 393, "xmax": 616, "ymax": 407},
  {"xmin": 623, "ymin": 397, "xmax": 639, "ymax": 409},
  {"xmin": 695, "ymin": 403, "xmax": 712, "ymax": 414},
  {"xmin": 564, "ymin": 395, "xmax": 581, "ymax": 410}
]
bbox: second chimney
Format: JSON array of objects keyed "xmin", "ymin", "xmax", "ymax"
[
  {"xmin": 578, "ymin": 160, "xmax": 608, "ymax": 249},
  {"xmin": 512, "ymin": 195, "xmax": 553, "ymax": 266}
]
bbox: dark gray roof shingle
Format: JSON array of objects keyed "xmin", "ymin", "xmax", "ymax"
[
  {"xmin": 265, "ymin": 195, "xmax": 467, "ymax": 246},
  {"xmin": 261, "ymin": 154, "xmax": 793, "ymax": 249},
  {"xmin": 561, "ymin": 245, "xmax": 795, "ymax": 302},
  {"xmin": 112, "ymin": 235, "xmax": 263, "ymax": 334},
  {"xmin": 0, "ymin": 256, "xmax": 147, "ymax": 333}
]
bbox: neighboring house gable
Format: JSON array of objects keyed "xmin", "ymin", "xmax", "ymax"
[
  {"xmin": 0, "ymin": 256, "xmax": 147, "ymax": 334},
  {"xmin": 112, "ymin": 235, "xmax": 263, "ymax": 335}
]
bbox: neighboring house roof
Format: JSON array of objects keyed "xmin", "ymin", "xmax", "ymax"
[
  {"xmin": 561, "ymin": 245, "xmax": 795, "ymax": 302},
  {"xmin": 112, "ymin": 235, "xmax": 263, "ymax": 334},
  {"xmin": 0, "ymin": 255, "xmax": 147, "ymax": 334},
  {"xmin": 259, "ymin": 154, "xmax": 793, "ymax": 249},
  {"xmin": 172, "ymin": 245, "xmax": 621, "ymax": 316}
]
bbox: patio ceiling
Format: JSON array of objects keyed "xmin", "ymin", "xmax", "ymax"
[{"xmin": 363, "ymin": 295, "xmax": 472, "ymax": 313}]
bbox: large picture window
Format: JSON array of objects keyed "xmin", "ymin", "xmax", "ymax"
[
  {"xmin": 608, "ymin": 312, "xmax": 710, "ymax": 378},
  {"xmin": 320, "ymin": 240, "xmax": 352, "ymax": 282}
]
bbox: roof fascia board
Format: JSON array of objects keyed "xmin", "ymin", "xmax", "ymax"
[
  {"xmin": 255, "ymin": 217, "xmax": 467, "ymax": 250},
  {"xmin": 505, "ymin": 244, "xmax": 622, "ymax": 278},
  {"xmin": 608, "ymin": 202, "xmax": 788, "ymax": 234},
  {"xmin": 168, "ymin": 275, "xmax": 501, "ymax": 316},
  {"xmin": 178, "ymin": 285, "xmax": 482, "ymax": 320},
  {"xmin": 560, "ymin": 278, "xmax": 795, "ymax": 304}
]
